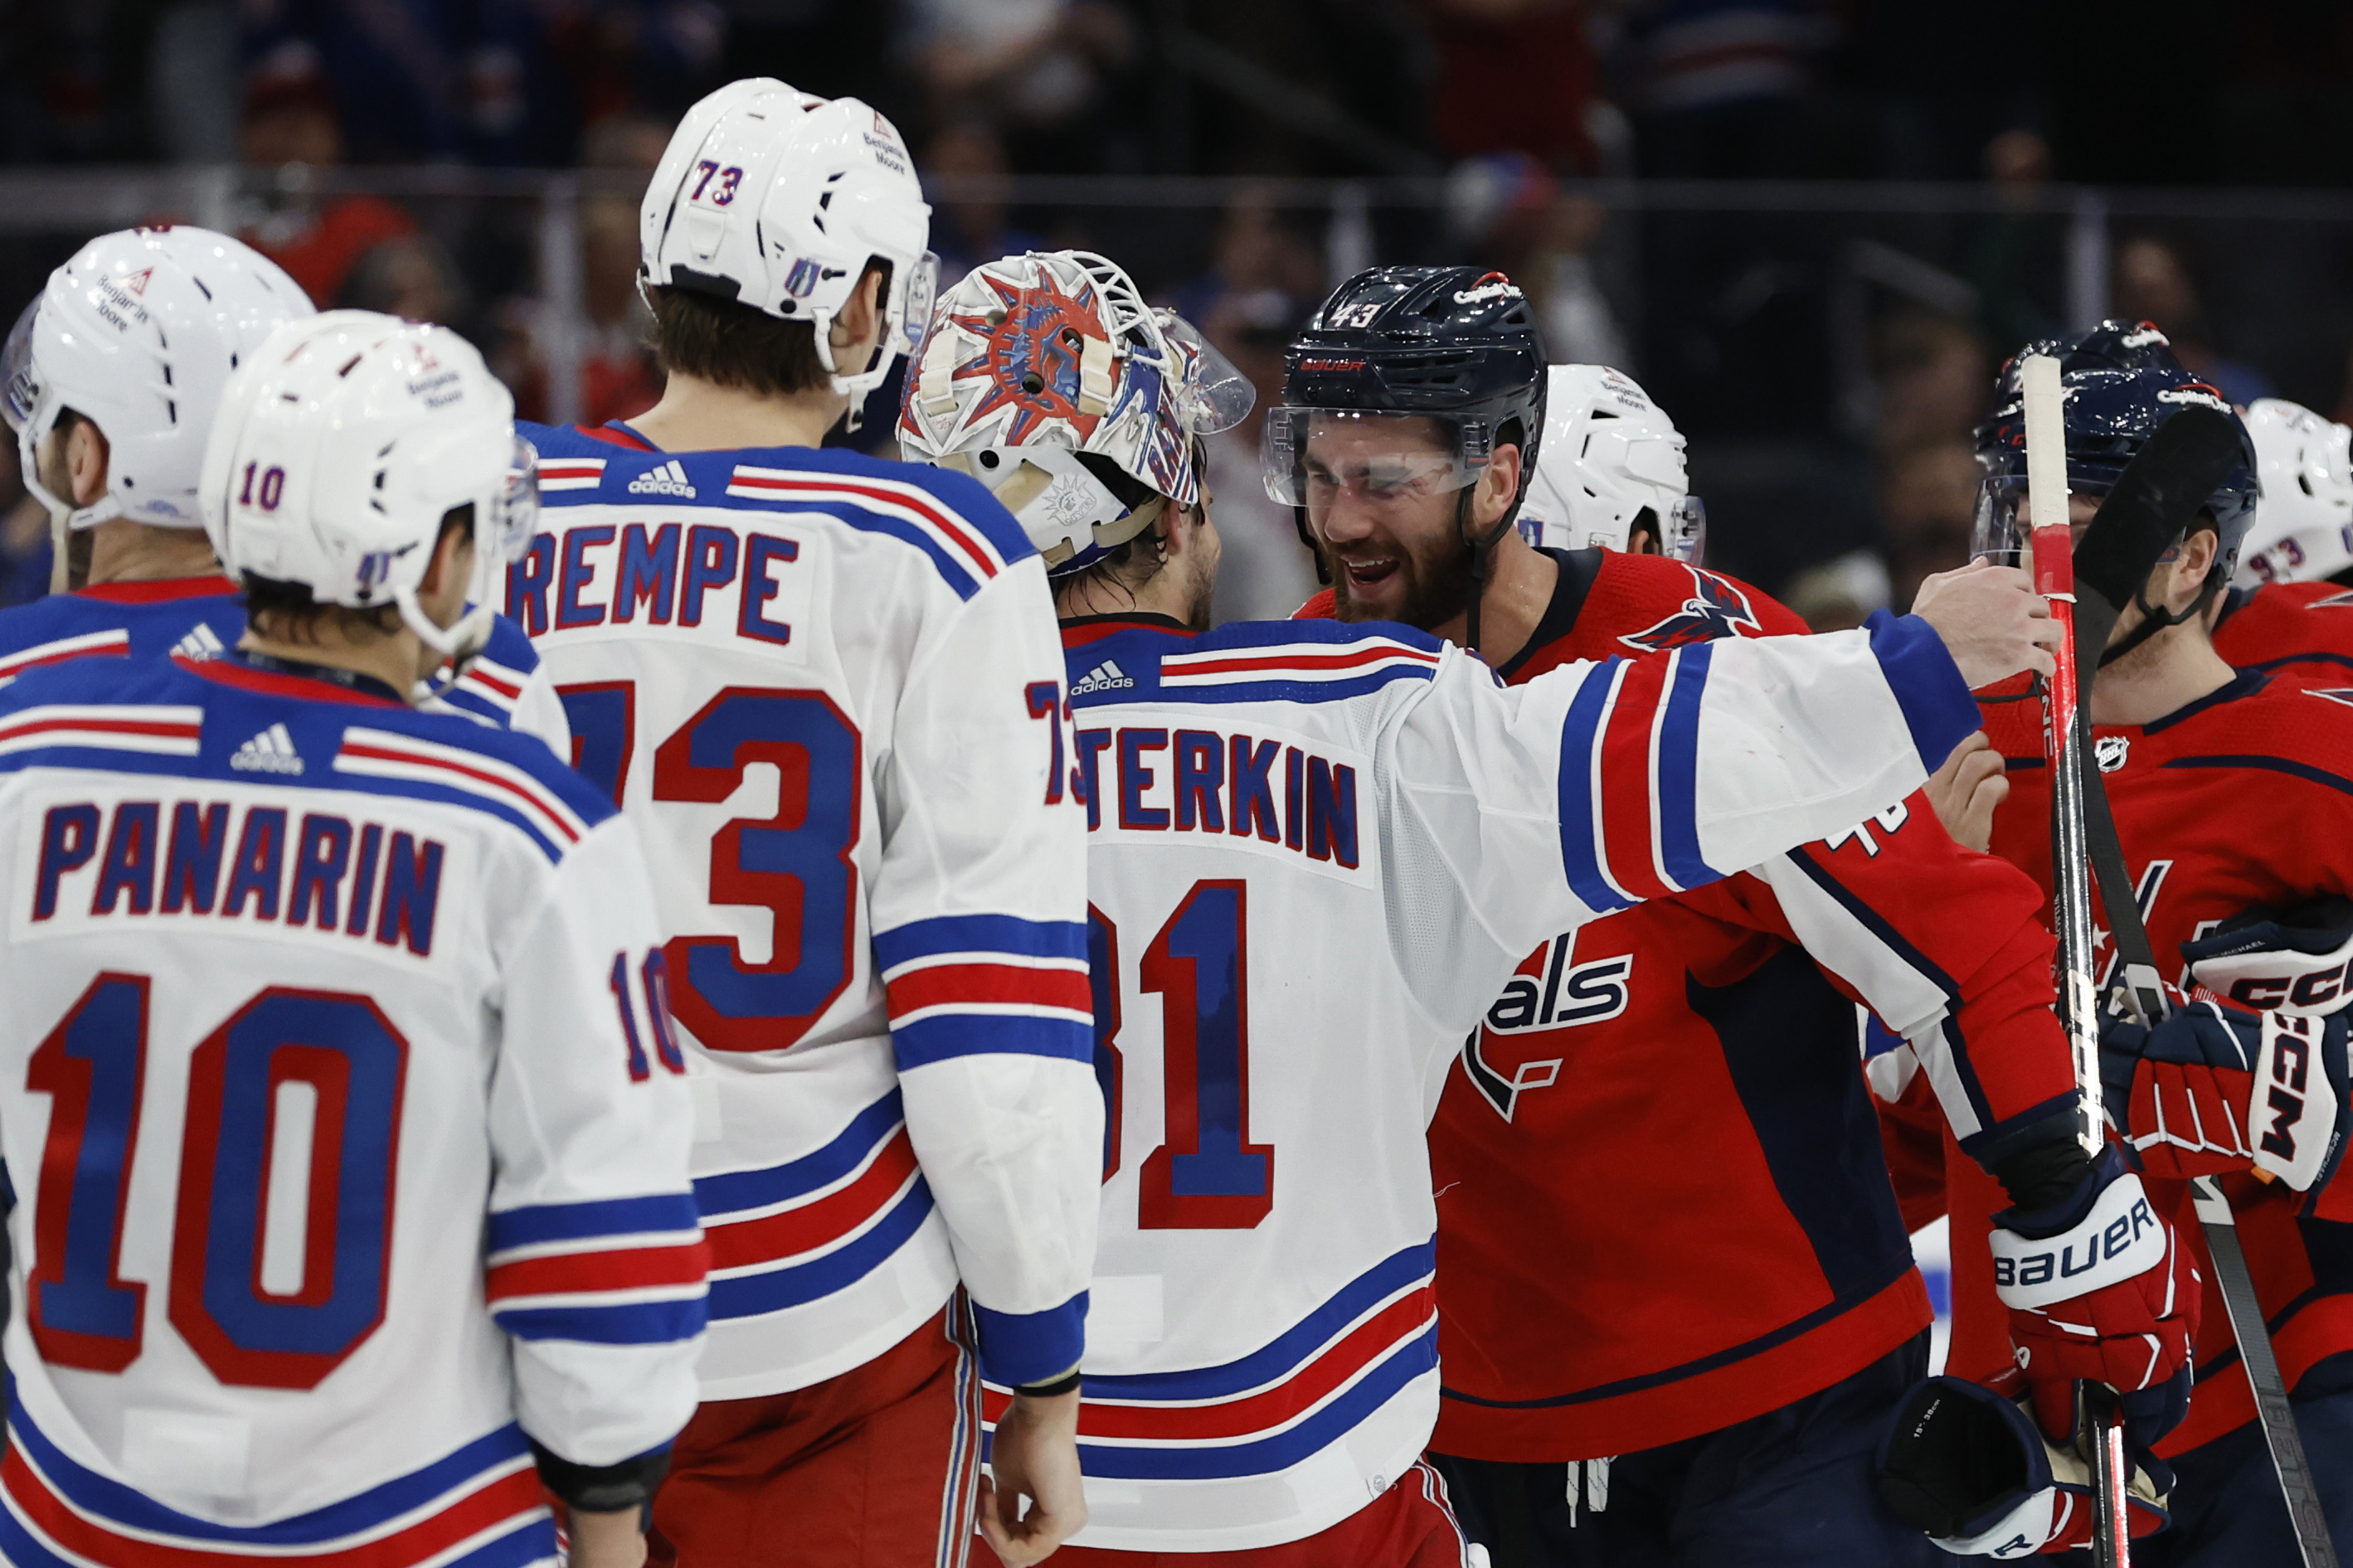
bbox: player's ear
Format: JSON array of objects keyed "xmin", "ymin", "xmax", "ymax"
[
  {"xmin": 66, "ymin": 418, "xmax": 109, "ymax": 508},
  {"xmin": 831, "ymin": 265, "xmax": 885, "ymax": 356},
  {"xmin": 1475, "ymin": 442, "xmax": 1524, "ymax": 528}
]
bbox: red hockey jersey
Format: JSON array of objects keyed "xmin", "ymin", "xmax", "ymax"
[
  {"xmin": 1932, "ymin": 671, "xmax": 2353, "ymax": 1456},
  {"xmin": 2213, "ymin": 580, "xmax": 2353, "ymax": 690},
  {"xmin": 1305, "ymin": 551, "xmax": 2080, "ymax": 1459}
]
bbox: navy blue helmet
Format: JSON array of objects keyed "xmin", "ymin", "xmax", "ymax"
[
  {"xmin": 1264, "ymin": 266, "xmax": 1548, "ymax": 643},
  {"xmin": 1972, "ymin": 319, "xmax": 2258, "ymax": 578}
]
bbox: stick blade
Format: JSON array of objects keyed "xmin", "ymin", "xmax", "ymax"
[{"xmin": 2075, "ymin": 405, "xmax": 2245, "ymax": 615}]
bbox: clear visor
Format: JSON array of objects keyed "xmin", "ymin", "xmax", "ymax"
[
  {"xmin": 1160, "ymin": 313, "xmax": 1256, "ymax": 436},
  {"xmin": 1665, "ymin": 493, "xmax": 1706, "ymax": 564},
  {"xmin": 901, "ymin": 250, "xmax": 941, "ymax": 357},
  {"xmin": 1262, "ymin": 406, "xmax": 1490, "ymax": 508},
  {"xmin": 3, "ymin": 296, "xmax": 42, "ymax": 434},
  {"xmin": 489, "ymin": 436, "xmax": 540, "ymax": 562}
]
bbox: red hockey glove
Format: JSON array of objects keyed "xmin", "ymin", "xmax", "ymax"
[
  {"xmin": 1876, "ymin": 1367, "xmax": 2173, "ymax": 1556},
  {"xmin": 2099, "ymin": 994, "xmax": 2350, "ymax": 1194},
  {"xmin": 1990, "ymin": 1145, "xmax": 2199, "ymax": 1445}
]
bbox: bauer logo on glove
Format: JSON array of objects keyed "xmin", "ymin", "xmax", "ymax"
[{"xmin": 1988, "ymin": 1168, "xmax": 2164, "ymax": 1304}]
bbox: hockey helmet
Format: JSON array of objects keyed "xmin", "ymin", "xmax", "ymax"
[
  {"xmin": 1264, "ymin": 265, "xmax": 1546, "ymax": 515},
  {"xmin": 642, "ymin": 78, "xmax": 938, "ymax": 402},
  {"xmin": 1519, "ymin": 364, "xmax": 1704, "ymax": 561},
  {"xmin": 1971, "ymin": 319, "xmax": 2258, "ymax": 577},
  {"xmin": 200, "ymin": 311, "xmax": 537, "ymax": 669},
  {"xmin": 2235, "ymin": 398, "xmax": 2353, "ymax": 587},
  {"xmin": 897, "ymin": 250, "xmax": 1252, "ymax": 578},
  {"xmin": 4, "ymin": 226, "xmax": 313, "ymax": 531}
]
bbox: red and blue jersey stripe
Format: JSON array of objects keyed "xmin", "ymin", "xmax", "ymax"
[
  {"xmin": 693, "ymin": 1090, "xmax": 935, "ymax": 1323},
  {"xmin": 1556, "ymin": 643, "xmax": 1723, "ymax": 913},
  {"xmin": 0, "ymin": 1390, "xmax": 552, "ymax": 1568},
  {"xmin": 875, "ymin": 913, "xmax": 1092, "ymax": 1069},
  {"xmin": 982, "ymin": 1242, "xmax": 1437, "ymax": 1483},
  {"xmin": 484, "ymin": 1194, "xmax": 707, "ymax": 1346}
]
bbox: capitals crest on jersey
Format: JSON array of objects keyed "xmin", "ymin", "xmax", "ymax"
[{"xmin": 1617, "ymin": 566, "xmax": 1763, "ymax": 653}]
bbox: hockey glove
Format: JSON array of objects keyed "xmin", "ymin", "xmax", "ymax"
[
  {"xmin": 2098, "ymin": 993, "xmax": 2350, "ymax": 1197},
  {"xmin": 1876, "ymin": 1367, "xmax": 2173, "ymax": 1557},
  {"xmin": 1990, "ymin": 1145, "xmax": 2199, "ymax": 1446},
  {"xmin": 2181, "ymin": 894, "xmax": 2353, "ymax": 1017}
]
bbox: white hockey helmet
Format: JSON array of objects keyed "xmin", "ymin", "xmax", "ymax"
[
  {"xmin": 2236, "ymin": 397, "xmax": 2353, "ymax": 587},
  {"xmin": 1517, "ymin": 363, "xmax": 1704, "ymax": 561},
  {"xmin": 897, "ymin": 250, "xmax": 1252, "ymax": 577},
  {"xmin": 641, "ymin": 77, "xmax": 937, "ymax": 401},
  {"xmin": 3, "ymin": 226, "xmax": 313, "ymax": 531},
  {"xmin": 199, "ymin": 310, "xmax": 538, "ymax": 669}
]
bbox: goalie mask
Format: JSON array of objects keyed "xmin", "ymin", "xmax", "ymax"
[{"xmin": 897, "ymin": 250, "xmax": 1252, "ymax": 576}]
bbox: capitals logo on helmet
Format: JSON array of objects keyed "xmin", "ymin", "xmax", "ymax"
[{"xmin": 1618, "ymin": 567, "xmax": 1762, "ymax": 652}]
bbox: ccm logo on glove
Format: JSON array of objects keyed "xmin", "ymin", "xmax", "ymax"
[{"xmin": 1991, "ymin": 1174, "xmax": 2165, "ymax": 1308}]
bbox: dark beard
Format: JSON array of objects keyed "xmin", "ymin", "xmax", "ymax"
[{"xmin": 1325, "ymin": 531, "xmax": 1478, "ymax": 632}]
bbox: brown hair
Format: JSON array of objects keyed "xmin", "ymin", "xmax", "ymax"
[
  {"xmin": 646, "ymin": 261, "xmax": 888, "ymax": 399},
  {"xmin": 243, "ymin": 506, "xmax": 471, "ymax": 647}
]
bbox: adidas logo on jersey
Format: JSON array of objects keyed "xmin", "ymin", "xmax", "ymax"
[
  {"xmin": 170, "ymin": 623, "xmax": 225, "ymax": 661},
  {"xmin": 229, "ymin": 722, "xmax": 304, "ymax": 775},
  {"xmin": 1070, "ymin": 660, "xmax": 1134, "ymax": 695},
  {"xmin": 628, "ymin": 459, "xmax": 697, "ymax": 498}
]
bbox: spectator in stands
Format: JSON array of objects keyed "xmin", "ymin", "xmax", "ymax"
[
  {"xmin": 236, "ymin": 43, "xmax": 420, "ymax": 306},
  {"xmin": 1879, "ymin": 439, "xmax": 1981, "ymax": 609},
  {"xmin": 1421, "ymin": 0, "xmax": 1600, "ymax": 169},
  {"xmin": 1964, "ymin": 126, "xmax": 2066, "ymax": 351},
  {"xmin": 2112, "ymin": 233, "xmax": 2277, "ymax": 406},
  {"xmin": 904, "ymin": 0, "xmax": 1136, "ymax": 172},
  {"xmin": 922, "ymin": 119, "xmax": 1046, "ymax": 292},
  {"xmin": 1196, "ymin": 284, "xmax": 1318, "ymax": 623},
  {"xmin": 1872, "ymin": 310, "xmax": 1990, "ymax": 457},
  {"xmin": 1446, "ymin": 153, "xmax": 1630, "ymax": 368},
  {"xmin": 339, "ymin": 233, "xmax": 466, "ymax": 323}
]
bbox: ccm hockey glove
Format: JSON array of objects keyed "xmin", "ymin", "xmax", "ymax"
[
  {"xmin": 1990, "ymin": 1145, "xmax": 2199, "ymax": 1447},
  {"xmin": 2182, "ymin": 894, "xmax": 2353, "ymax": 1017},
  {"xmin": 2098, "ymin": 993, "xmax": 2350, "ymax": 1197},
  {"xmin": 1877, "ymin": 1367, "xmax": 2173, "ymax": 1557}
]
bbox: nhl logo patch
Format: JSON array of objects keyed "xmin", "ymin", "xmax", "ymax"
[{"xmin": 2095, "ymin": 735, "xmax": 2130, "ymax": 773}]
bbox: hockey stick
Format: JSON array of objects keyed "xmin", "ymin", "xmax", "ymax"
[
  {"xmin": 2054, "ymin": 400, "xmax": 2343, "ymax": 1568},
  {"xmin": 2020, "ymin": 352, "xmax": 2134, "ymax": 1567}
]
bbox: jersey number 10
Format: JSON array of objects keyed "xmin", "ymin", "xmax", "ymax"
[{"xmin": 27, "ymin": 975, "xmax": 404, "ymax": 1388}]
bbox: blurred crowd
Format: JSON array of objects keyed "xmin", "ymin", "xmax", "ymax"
[{"xmin": 0, "ymin": 0, "xmax": 2349, "ymax": 621}]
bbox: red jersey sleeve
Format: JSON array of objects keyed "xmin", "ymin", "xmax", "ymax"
[{"xmin": 1720, "ymin": 793, "xmax": 2079, "ymax": 1166}]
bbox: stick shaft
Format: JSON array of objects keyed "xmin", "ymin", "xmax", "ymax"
[{"xmin": 2020, "ymin": 353, "xmax": 2129, "ymax": 1568}]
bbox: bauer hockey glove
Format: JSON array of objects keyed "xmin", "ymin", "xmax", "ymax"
[
  {"xmin": 1876, "ymin": 1367, "xmax": 2173, "ymax": 1557},
  {"xmin": 1989, "ymin": 1145, "xmax": 2199, "ymax": 1447},
  {"xmin": 2098, "ymin": 992, "xmax": 2350, "ymax": 1198}
]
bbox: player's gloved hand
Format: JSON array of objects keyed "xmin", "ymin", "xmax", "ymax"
[
  {"xmin": 1991, "ymin": 1145, "xmax": 2199, "ymax": 1446},
  {"xmin": 2099, "ymin": 991, "xmax": 2350, "ymax": 1195},
  {"xmin": 1876, "ymin": 1367, "xmax": 2173, "ymax": 1556},
  {"xmin": 2182, "ymin": 895, "xmax": 2353, "ymax": 1017}
]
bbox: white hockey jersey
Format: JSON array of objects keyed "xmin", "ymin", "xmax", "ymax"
[
  {"xmin": 510, "ymin": 426, "xmax": 1097, "ymax": 1398},
  {"xmin": 0, "ymin": 650, "xmax": 704, "ymax": 1566},
  {"xmin": 1037, "ymin": 609, "xmax": 1985, "ymax": 1551}
]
